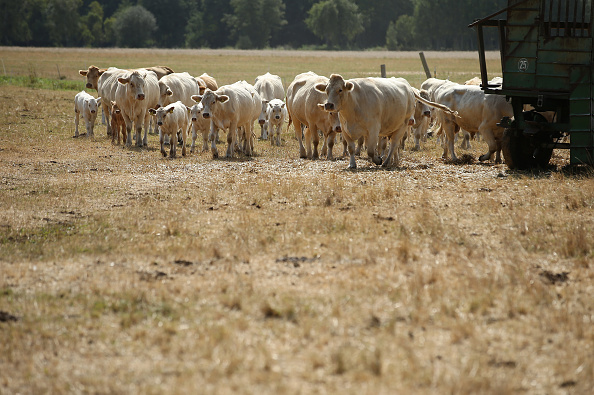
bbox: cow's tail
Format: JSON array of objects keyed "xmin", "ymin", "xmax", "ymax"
[{"xmin": 413, "ymin": 90, "xmax": 461, "ymax": 119}]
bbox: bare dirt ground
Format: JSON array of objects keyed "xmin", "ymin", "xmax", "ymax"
[{"xmin": 0, "ymin": 55, "xmax": 593, "ymax": 394}]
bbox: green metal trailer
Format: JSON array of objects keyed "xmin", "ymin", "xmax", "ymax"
[{"xmin": 470, "ymin": 0, "xmax": 593, "ymax": 169}]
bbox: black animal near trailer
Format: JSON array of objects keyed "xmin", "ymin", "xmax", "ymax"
[{"xmin": 470, "ymin": 0, "xmax": 593, "ymax": 169}]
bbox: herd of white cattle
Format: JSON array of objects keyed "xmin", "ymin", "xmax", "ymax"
[{"xmin": 76, "ymin": 65, "xmax": 512, "ymax": 169}]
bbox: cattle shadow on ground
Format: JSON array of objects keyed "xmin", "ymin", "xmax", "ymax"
[{"xmin": 506, "ymin": 164, "xmax": 594, "ymax": 180}]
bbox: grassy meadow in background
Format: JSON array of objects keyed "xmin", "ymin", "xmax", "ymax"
[{"xmin": 0, "ymin": 47, "xmax": 593, "ymax": 394}]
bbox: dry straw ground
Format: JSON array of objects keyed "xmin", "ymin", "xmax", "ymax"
[{"xmin": 0, "ymin": 48, "xmax": 593, "ymax": 394}]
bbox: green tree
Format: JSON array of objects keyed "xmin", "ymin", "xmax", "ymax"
[
  {"xmin": 223, "ymin": 0, "xmax": 286, "ymax": 49},
  {"xmin": 140, "ymin": 0, "xmax": 188, "ymax": 48},
  {"xmin": 276, "ymin": 0, "xmax": 317, "ymax": 48},
  {"xmin": 354, "ymin": 0, "xmax": 414, "ymax": 48},
  {"xmin": 386, "ymin": 14, "xmax": 414, "ymax": 50},
  {"xmin": 0, "ymin": 0, "xmax": 32, "ymax": 45},
  {"xmin": 113, "ymin": 5, "xmax": 157, "ymax": 48},
  {"xmin": 305, "ymin": 0, "xmax": 364, "ymax": 49},
  {"xmin": 80, "ymin": 1, "xmax": 104, "ymax": 47},
  {"xmin": 185, "ymin": 0, "xmax": 231, "ymax": 48},
  {"xmin": 45, "ymin": 0, "xmax": 83, "ymax": 46}
]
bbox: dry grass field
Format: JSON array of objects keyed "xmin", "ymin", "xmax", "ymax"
[{"xmin": 1, "ymin": 47, "xmax": 593, "ymax": 394}]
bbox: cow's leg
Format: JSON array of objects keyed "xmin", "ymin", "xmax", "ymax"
[
  {"xmin": 226, "ymin": 123, "xmax": 238, "ymax": 158},
  {"xmin": 244, "ymin": 123, "xmax": 253, "ymax": 156},
  {"xmin": 366, "ymin": 130, "xmax": 382, "ymax": 166},
  {"xmin": 343, "ymin": 132, "xmax": 358, "ymax": 169},
  {"xmin": 101, "ymin": 107, "xmax": 106, "ymax": 125},
  {"xmin": 311, "ymin": 127, "xmax": 320, "ymax": 160},
  {"xmin": 442, "ymin": 120, "xmax": 458, "ymax": 161},
  {"xmin": 327, "ymin": 131, "xmax": 336, "ymax": 160},
  {"xmin": 303, "ymin": 125, "xmax": 314, "ymax": 159},
  {"xmin": 190, "ymin": 125, "xmax": 197, "ymax": 154},
  {"xmin": 101, "ymin": 100, "xmax": 113, "ymax": 136},
  {"xmin": 181, "ymin": 127, "xmax": 187, "ymax": 157},
  {"xmin": 478, "ymin": 126, "xmax": 497, "ymax": 162},
  {"xmin": 74, "ymin": 110, "xmax": 80, "ymax": 137},
  {"xmin": 160, "ymin": 132, "xmax": 167, "ymax": 157},
  {"xmin": 413, "ymin": 124, "xmax": 422, "ymax": 151},
  {"xmin": 202, "ymin": 127, "xmax": 209, "ymax": 152},
  {"xmin": 384, "ymin": 126, "xmax": 407, "ymax": 168},
  {"xmin": 86, "ymin": 119, "xmax": 92, "ymax": 138},
  {"xmin": 209, "ymin": 122, "xmax": 218, "ymax": 158},
  {"xmin": 142, "ymin": 114, "xmax": 149, "ymax": 147},
  {"xmin": 355, "ymin": 136, "xmax": 364, "ymax": 156},
  {"xmin": 293, "ymin": 120, "xmax": 307, "ymax": 158},
  {"xmin": 171, "ymin": 130, "xmax": 178, "ymax": 158},
  {"xmin": 124, "ymin": 116, "xmax": 133, "ymax": 147}
]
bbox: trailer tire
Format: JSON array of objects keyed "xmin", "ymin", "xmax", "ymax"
[
  {"xmin": 502, "ymin": 115, "xmax": 554, "ymax": 170},
  {"xmin": 502, "ymin": 127, "xmax": 528, "ymax": 169}
]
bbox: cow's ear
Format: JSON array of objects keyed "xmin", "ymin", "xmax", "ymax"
[
  {"xmin": 148, "ymin": 108, "xmax": 156, "ymax": 115},
  {"xmin": 199, "ymin": 86, "xmax": 207, "ymax": 95},
  {"xmin": 317, "ymin": 103, "xmax": 325, "ymax": 110},
  {"xmin": 281, "ymin": 103, "xmax": 285, "ymax": 108},
  {"xmin": 217, "ymin": 95, "xmax": 229, "ymax": 103},
  {"xmin": 314, "ymin": 83, "xmax": 327, "ymax": 93},
  {"xmin": 167, "ymin": 107, "xmax": 175, "ymax": 114},
  {"xmin": 98, "ymin": 70, "xmax": 105, "ymax": 76},
  {"xmin": 191, "ymin": 95, "xmax": 202, "ymax": 103},
  {"xmin": 345, "ymin": 82, "xmax": 354, "ymax": 91},
  {"xmin": 166, "ymin": 88, "xmax": 173, "ymax": 96},
  {"xmin": 111, "ymin": 101, "xmax": 116, "ymax": 107},
  {"xmin": 79, "ymin": 70, "xmax": 88, "ymax": 76},
  {"xmin": 96, "ymin": 97, "xmax": 101, "ymax": 105},
  {"xmin": 117, "ymin": 77, "xmax": 129, "ymax": 85}
]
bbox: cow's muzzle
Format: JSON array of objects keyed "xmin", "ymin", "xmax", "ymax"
[
  {"xmin": 259, "ymin": 119, "xmax": 265, "ymax": 125},
  {"xmin": 86, "ymin": 83, "xmax": 93, "ymax": 89},
  {"xmin": 203, "ymin": 113, "xmax": 210, "ymax": 119},
  {"xmin": 192, "ymin": 117, "xmax": 197, "ymax": 122},
  {"xmin": 137, "ymin": 94, "xmax": 145, "ymax": 100},
  {"xmin": 424, "ymin": 111, "xmax": 431, "ymax": 117},
  {"xmin": 335, "ymin": 125, "xmax": 342, "ymax": 133},
  {"xmin": 324, "ymin": 102, "xmax": 335, "ymax": 111},
  {"xmin": 157, "ymin": 121, "xmax": 163, "ymax": 126}
]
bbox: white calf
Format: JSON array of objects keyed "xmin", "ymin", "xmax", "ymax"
[
  {"xmin": 74, "ymin": 91, "xmax": 101, "ymax": 138},
  {"xmin": 265, "ymin": 99, "xmax": 287, "ymax": 146},
  {"xmin": 148, "ymin": 101, "xmax": 190, "ymax": 158}
]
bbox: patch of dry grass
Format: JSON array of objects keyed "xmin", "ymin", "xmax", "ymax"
[{"xmin": 1, "ymin": 50, "xmax": 593, "ymax": 394}]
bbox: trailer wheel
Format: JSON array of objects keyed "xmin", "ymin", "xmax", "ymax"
[
  {"xmin": 502, "ymin": 114, "xmax": 554, "ymax": 170},
  {"xmin": 502, "ymin": 127, "xmax": 527, "ymax": 169}
]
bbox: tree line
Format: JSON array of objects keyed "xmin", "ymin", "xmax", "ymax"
[{"xmin": 0, "ymin": 0, "xmax": 506, "ymax": 50}]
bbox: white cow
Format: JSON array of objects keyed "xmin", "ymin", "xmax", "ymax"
[
  {"xmin": 189, "ymin": 102, "xmax": 211, "ymax": 152},
  {"xmin": 254, "ymin": 72, "xmax": 284, "ymax": 140},
  {"xmin": 265, "ymin": 99, "xmax": 288, "ymax": 146},
  {"xmin": 431, "ymin": 83, "xmax": 513, "ymax": 162},
  {"xmin": 157, "ymin": 72, "xmax": 203, "ymax": 108},
  {"xmin": 286, "ymin": 72, "xmax": 342, "ymax": 160},
  {"xmin": 148, "ymin": 101, "xmax": 190, "ymax": 158},
  {"xmin": 95, "ymin": 67, "xmax": 128, "ymax": 136},
  {"xmin": 115, "ymin": 70, "xmax": 160, "ymax": 147},
  {"xmin": 191, "ymin": 81, "xmax": 261, "ymax": 158},
  {"xmin": 74, "ymin": 91, "xmax": 101, "ymax": 138},
  {"xmin": 155, "ymin": 72, "xmax": 203, "ymax": 143},
  {"xmin": 79, "ymin": 65, "xmax": 174, "ymax": 128},
  {"xmin": 411, "ymin": 88, "xmax": 432, "ymax": 151},
  {"xmin": 316, "ymin": 74, "xmax": 457, "ymax": 169}
]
